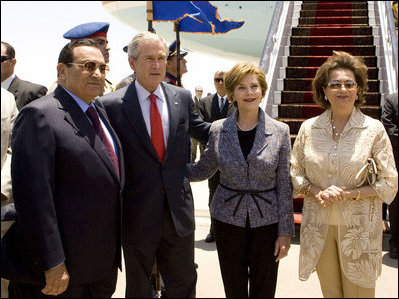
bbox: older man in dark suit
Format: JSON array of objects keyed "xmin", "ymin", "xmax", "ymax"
[
  {"xmin": 382, "ymin": 92, "xmax": 399, "ymax": 259},
  {"xmin": 99, "ymin": 31, "xmax": 210, "ymax": 298},
  {"xmin": 7, "ymin": 39, "xmax": 123, "ymax": 298},
  {"xmin": 1, "ymin": 42, "xmax": 47, "ymax": 110},
  {"xmin": 197, "ymin": 71, "xmax": 236, "ymax": 243}
]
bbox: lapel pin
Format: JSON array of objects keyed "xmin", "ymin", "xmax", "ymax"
[{"xmin": 174, "ymin": 102, "xmax": 178, "ymax": 105}]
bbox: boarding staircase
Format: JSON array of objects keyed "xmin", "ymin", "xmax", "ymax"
[{"xmin": 260, "ymin": 1, "xmax": 398, "ymax": 224}]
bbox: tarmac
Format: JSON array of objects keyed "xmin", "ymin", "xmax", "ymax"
[{"xmin": 112, "ymin": 179, "xmax": 398, "ymax": 298}]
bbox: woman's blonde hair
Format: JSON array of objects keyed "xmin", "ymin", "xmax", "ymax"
[
  {"xmin": 312, "ymin": 51, "xmax": 368, "ymax": 109},
  {"xmin": 224, "ymin": 62, "xmax": 268, "ymax": 107}
]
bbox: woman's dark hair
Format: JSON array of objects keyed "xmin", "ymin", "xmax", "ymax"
[{"xmin": 312, "ymin": 51, "xmax": 368, "ymax": 109}]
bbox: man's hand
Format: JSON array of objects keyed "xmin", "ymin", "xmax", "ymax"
[{"xmin": 41, "ymin": 263, "xmax": 69, "ymax": 296}]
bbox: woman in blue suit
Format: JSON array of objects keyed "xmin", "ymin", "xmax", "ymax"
[{"xmin": 187, "ymin": 62, "xmax": 294, "ymax": 298}]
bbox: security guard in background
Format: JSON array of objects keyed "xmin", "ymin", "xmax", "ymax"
[{"xmin": 164, "ymin": 40, "xmax": 188, "ymax": 87}]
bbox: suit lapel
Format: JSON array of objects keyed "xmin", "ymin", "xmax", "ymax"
[
  {"xmin": 211, "ymin": 94, "xmax": 221, "ymax": 118},
  {"xmin": 121, "ymin": 83, "xmax": 160, "ymax": 161},
  {"xmin": 162, "ymin": 83, "xmax": 179, "ymax": 162},
  {"xmin": 55, "ymin": 86, "xmax": 120, "ymax": 183},
  {"xmin": 7, "ymin": 76, "xmax": 20, "ymax": 106},
  {"xmin": 246, "ymin": 109, "xmax": 271, "ymax": 162},
  {"xmin": 221, "ymin": 112, "xmax": 248, "ymax": 167},
  {"xmin": 7, "ymin": 76, "xmax": 19, "ymax": 94},
  {"xmin": 95, "ymin": 103, "xmax": 123, "ymax": 183}
]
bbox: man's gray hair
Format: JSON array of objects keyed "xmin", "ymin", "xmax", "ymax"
[{"xmin": 127, "ymin": 32, "xmax": 169, "ymax": 60}]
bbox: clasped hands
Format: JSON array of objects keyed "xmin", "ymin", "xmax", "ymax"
[{"xmin": 314, "ymin": 185, "xmax": 349, "ymax": 207}]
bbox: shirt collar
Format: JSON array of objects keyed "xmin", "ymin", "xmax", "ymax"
[
  {"xmin": 1, "ymin": 74, "xmax": 15, "ymax": 90},
  {"xmin": 312, "ymin": 107, "xmax": 367, "ymax": 130},
  {"xmin": 61, "ymin": 86, "xmax": 95, "ymax": 113},
  {"xmin": 134, "ymin": 80, "xmax": 164, "ymax": 103},
  {"xmin": 217, "ymin": 93, "xmax": 225, "ymax": 100}
]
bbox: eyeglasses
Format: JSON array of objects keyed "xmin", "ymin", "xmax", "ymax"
[
  {"xmin": 67, "ymin": 61, "xmax": 109, "ymax": 74},
  {"xmin": 214, "ymin": 78, "xmax": 224, "ymax": 83},
  {"xmin": 327, "ymin": 81, "xmax": 358, "ymax": 90},
  {"xmin": 1, "ymin": 55, "xmax": 11, "ymax": 63}
]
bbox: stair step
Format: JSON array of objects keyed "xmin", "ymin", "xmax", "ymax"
[
  {"xmin": 289, "ymin": 45, "xmax": 375, "ymax": 56},
  {"xmin": 281, "ymin": 91, "xmax": 381, "ymax": 106},
  {"xmin": 277, "ymin": 118, "xmax": 307, "ymax": 135},
  {"xmin": 299, "ymin": 16, "xmax": 369, "ymax": 25},
  {"xmin": 302, "ymin": 2, "xmax": 367, "ymax": 10},
  {"xmin": 292, "ymin": 26, "xmax": 372, "ymax": 36},
  {"xmin": 279, "ymin": 104, "xmax": 380, "ymax": 119},
  {"xmin": 285, "ymin": 66, "xmax": 377, "ymax": 79},
  {"xmin": 300, "ymin": 9, "xmax": 368, "ymax": 17},
  {"xmin": 283, "ymin": 78, "xmax": 379, "ymax": 92},
  {"xmin": 291, "ymin": 35, "xmax": 373, "ymax": 46},
  {"xmin": 288, "ymin": 56, "xmax": 376, "ymax": 67},
  {"xmin": 279, "ymin": 104, "xmax": 324, "ymax": 119}
]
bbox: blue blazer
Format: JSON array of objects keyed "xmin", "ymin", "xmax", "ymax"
[{"xmin": 8, "ymin": 86, "xmax": 124, "ymax": 285}]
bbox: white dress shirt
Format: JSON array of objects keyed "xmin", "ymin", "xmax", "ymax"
[
  {"xmin": 217, "ymin": 94, "xmax": 226, "ymax": 111},
  {"xmin": 135, "ymin": 80, "xmax": 170, "ymax": 148}
]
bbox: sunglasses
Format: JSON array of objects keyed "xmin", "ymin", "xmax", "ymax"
[
  {"xmin": 67, "ymin": 61, "xmax": 109, "ymax": 74},
  {"xmin": 1, "ymin": 55, "xmax": 11, "ymax": 63},
  {"xmin": 214, "ymin": 78, "xmax": 224, "ymax": 83},
  {"xmin": 196, "ymin": 90, "xmax": 203, "ymax": 92},
  {"xmin": 327, "ymin": 81, "xmax": 358, "ymax": 90}
]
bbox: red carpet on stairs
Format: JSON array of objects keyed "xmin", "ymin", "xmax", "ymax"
[{"xmin": 278, "ymin": 1, "xmax": 381, "ymax": 220}]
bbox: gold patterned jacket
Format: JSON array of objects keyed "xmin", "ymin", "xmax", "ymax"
[{"xmin": 290, "ymin": 108, "xmax": 398, "ymax": 288}]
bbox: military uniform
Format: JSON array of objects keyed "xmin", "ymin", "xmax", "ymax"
[{"xmin": 61, "ymin": 22, "xmax": 113, "ymax": 95}]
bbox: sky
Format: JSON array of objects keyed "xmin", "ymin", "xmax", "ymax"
[{"xmin": 1, "ymin": 1, "xmax": 242, "ymax": 96}]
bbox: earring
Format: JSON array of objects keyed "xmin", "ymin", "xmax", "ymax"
[{"xmin": 324, "ymin": 96, "xmax": 328, "ymax": 101}]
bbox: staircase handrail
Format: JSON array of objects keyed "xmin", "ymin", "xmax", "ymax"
[
  {"xmin": 385, "ymin": 1, "xmax": 398, "ymax": 93},
  {"xmin": 258, "ymin": 1, "xmax": 289, "ymax": 111},
  {"xmin": 259, "ymin": 1, "xmax": 283, "ymax": 73},
  {"xmin": 378, "ymin": 1, "xmax": 398, "ymax": 94}
]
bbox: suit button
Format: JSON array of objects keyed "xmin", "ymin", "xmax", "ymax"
[{"xmin": 160, "ymin": 188, "xmax": 165, "ymax": 194}]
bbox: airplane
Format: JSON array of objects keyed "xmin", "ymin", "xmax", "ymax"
[{"xmin": 102, "ymin": 1, "xmax": 277, "ymax": 64}]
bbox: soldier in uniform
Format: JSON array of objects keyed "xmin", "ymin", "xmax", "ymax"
[
  {"xmin": 164, "ymin": 40, "xmax": 188, "ymax": 87},
  {"xmin": 47, "ymin": 22, "xmax": 113, "ymax": 95}
]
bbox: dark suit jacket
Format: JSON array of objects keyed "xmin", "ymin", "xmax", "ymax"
[
  {"xmin": 9, "ymin": 86, "xmax": 124, "ymax": 285},
  {"xmin": 192, "ymin": 96, "xmax": 201, "ymax": 114},
  {"xmin": 197, "ymin": 93, "xmax": 236, "ymax": 124},
  {"xmin": 382, "ymin": 92, "xmax": 398, "ymax": 166},
  {"xmin": 99, "ymin": 81, "xmax": 210, "ymax": 240},
  {"xmin": 7, "ymin": 75, "xmax": 48, "ymax": 110}
]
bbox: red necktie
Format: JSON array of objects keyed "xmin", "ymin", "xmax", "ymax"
[
  {"xmin": 86, "ymin": 106, "xmax": 120, "ymax": 179},
  {"xmin": 149, "ymin": 93, "xmax": 165, "ymax": 162}
]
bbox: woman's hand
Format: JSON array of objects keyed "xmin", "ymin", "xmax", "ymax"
[
  {"xmin": 274, "ymin": 236, "xmax": 291, "ymax": 262},
  {"xmin": 315, "ymin": 185, "xmax": 346, "ymax": 206}
]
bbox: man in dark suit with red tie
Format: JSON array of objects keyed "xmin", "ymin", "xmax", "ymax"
[
  {"xmin": 99, "ymin": 31, "xmax": 210, "ymax": 298},
  {"xmin": 7, "ymin": 39, "xmax": 123, "ymax": 298},
  {"xmin": 197, "ymin": 71, "xmax": 236, "ymax": 243}
]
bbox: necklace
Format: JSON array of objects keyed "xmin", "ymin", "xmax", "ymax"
[
  {"xmin": 236, "ymin": 121, "xmax": 258, "ymax": 131},
  {"xmin": 331, "ymin": 120, "xmax": 342, "ymax": 137}
]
